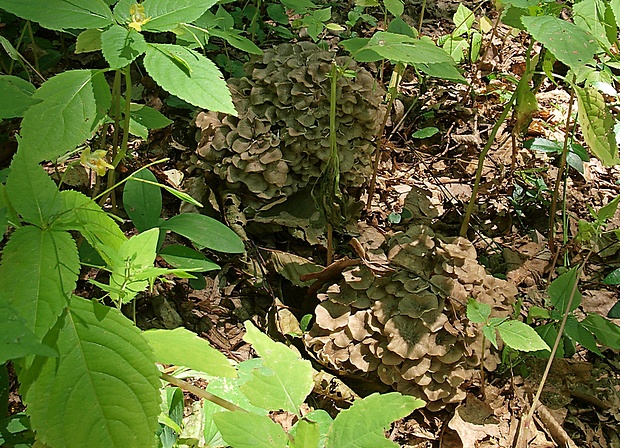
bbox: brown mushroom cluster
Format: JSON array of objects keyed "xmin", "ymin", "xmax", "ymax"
[
  {"xmin": 189, "ymin": 41, "xmax": 385, "ymax": 203},
  {"xmin": 304, "ymin": 226, "xmax": 517, "ymax": 410}
]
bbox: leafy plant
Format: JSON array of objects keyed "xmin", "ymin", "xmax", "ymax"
[{"xmin": 439, "ymin": 3, "xmax": 490, "ymax": 64}]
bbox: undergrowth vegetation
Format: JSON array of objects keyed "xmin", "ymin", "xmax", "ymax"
[{"xmin": 0, "ymin": 0, "xmax": 620, "ymax": 447}]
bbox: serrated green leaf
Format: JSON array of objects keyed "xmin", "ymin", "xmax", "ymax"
[
  {"xmin": 22, "ymin": 297, "xmax": 161, "ymax": 448},
  {"xmin": 144, "ymin": 44, "xmax": 235, "ymax": 115},
  {"xmin": 0, "ymin": 0, "xmax": 114, "ymax": 31},
  {"xmin": 365, "ymin": 32, "xmax": 455, "ymax": 65},
  {"xmin": 496, "ymin": 320, "xmax": 550, "ymax": 352},
  {"xmin": 5, "ymin": 150, "xmax": 62, "ymax": 227},
  {"xmin": 159, "ymin": 245, "xmax": 220, "ymax": 272},
  {"xmin": 143, "ymin": 327, "xmax": 237, "ymax": 377},
  {"xmin": 0, "ymin": 227, "xmax": 79, "ymax": 340},
  {"xmin": 565, "ymin": 316, "xmax": 603, "ymax": 355},
  {"xmin": 290, "ymin": 419, "xmax": 320, "ymax": 448},
  {"xmin": 214, "ymin": 411, "xmax": 288, "ymax": 448},
  {"xmin": 20, "ymin": 70, "xmax": 112, "ymax": 162},
  {"xmin": 142, "ymin": 0, "xmax": 219, "ymax": 32},
  {"xmin": 548, "ymin": 267, "xmax": 582, "ymax": 313},
  {"xmin": 466, "ymin": 298, "xmax": 491, "ymax": 324},
  {"xmin": 160, "ymin": 213, "xmax": 245, "ymax": 253},
  {"xmin": 580, "ymin": 313, "xmax": 620, "ymax": 349},
  {"xmin": 384, "ymin": 0, "xmax": 404, "ymax": 17},
  {"xmin": 326, "ymin": 393, "xmax": 424, "ymax": 448},
  {"xmin": 0, "ymin": 303, "xmax": 58, "ymax": 363},
  {"xmin": 575, "ymin": 84, "xmax": 618, "ymax": 166},
  {"xmin": 76, "ymin": 29, "xmax": 102, "ymax": 53},
  {"xmin": 123, "ymin": 168, "xmax": 162, "ymax": 232},
  {"xmin": 0, "ymin": 75, "xmax": 39, "ymax": 119},
  {"xmin": 521, "ymin": 16, "xmax": 598, "ymax": 70},
  {"xmin": 241, "ymin": 321, "xmax": 314, "ymax": 414},
  {"xmin": 101, "ymin": 25, "xmax": 147, "ymax": 69}
]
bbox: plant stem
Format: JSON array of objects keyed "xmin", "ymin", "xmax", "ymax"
[{"xmin": 161, "ymin": 373, "xmax": 246, "ymax": 413}]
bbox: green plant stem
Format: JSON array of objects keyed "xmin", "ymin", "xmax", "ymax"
[
  {"xmin": 418, "ymin": 0, "xmax": 426, "ymax": 35},
  {"xmin": 161, "ymin": 373, "xmax": 246, "ymax": 413},
  {"xmin": 25, "ymin": 20, "xmax": 40, "ymax": 74},
  {"xmin": 112, "ymin": 65, "xmax": 133, "ymax": 168}
]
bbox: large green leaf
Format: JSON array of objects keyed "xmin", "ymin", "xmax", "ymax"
[
  {"xmin": 143, "ymin": 44, "xmax": 236, "ymax": 115},
  {"xmin": 565, "ymin": 315, "xmax": 603, "ymax": 356},
  {"xmin": 20, "ymin": 70, "xmax": 112, "ymax": 162},
  {"xmin": 159, "ymin": 245, "xmax": 220, "ymax": 272},
  {"xmin": 0, "ymin": 75, "xmax": 39, "ymax": 119},
  {"xmin": 580, "ymin": 313, "xmax": 620, "ymax": 349},
  {"xmin": 142, "ymin": 327, "xmax": 237, "ymax": 377},
  {"xmin": 123, "ymin": 168, "xmax": 162, "ymax": 232},
  {"xmin": 142, "ymin": 0, "xmax": 219, "ymax": 32},
  {"xmin": 0, "ymin": 303, "xmax": 58, "ymax": 363},
  {"xmin": 496, "ymin": 320, "xmax": 550, "ymax": 352},
  {"xmin": 5, "ymin": 150, "xmax": 62, "ymax": 227},
  {"xmin": 548, "ymin": 267, "xmax": 582, "ymax": 313},
  {"xmin": 22, "ymin": 297, "xmax": 161, "ymax": 448},
  {"xmin": 126, "ymin": 103, "xmax": 173, "ymax": 139},
  {"xmin": 364, "ymin": 32, "xmax": 455, "ymax": 65},
  {"xmin": 213, "ymin": 412, "xmax": 288, "ymax": 448},
  {"xmin": 575, "ymin": 84, "xmax": 618, "ymax": 166},
  {"xmin": 325, "ymin": 393, "xmax": 424, "ymax": 448},
  {"xmin": 573, "ymin": 0, "xmax": 616, "ymax": 51},
  {"xmin": 101, "ymin": 25, "xmax": 147, "ymax": 69},
  {"xmin": 0, "ymin": 0, "xmax": 114, "ymax": 31},
  {"xmin": 0, "ymin": 227, "xmax": 79, "ymax": 340},
  {"xmin": 160, "ymin": 213, "xmax": 245, "ymax": 254},
  {"xmin": 521, "ymin": 16, "xmax": 598, "ymax": 70},
  {"xmin": 240, "ymin": 321, "xmax": 314, "ymax": 414}
]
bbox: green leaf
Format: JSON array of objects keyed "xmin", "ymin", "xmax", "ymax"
[
  {"xmin": 415, "ymin": 61, "xmax": 467, "ymax": 83},
  {"xmin": 160, "ymin": 213, "xmax": 245, "ymax": 253},
  {"xmin": 76, "ymin": 29, "xmax": 102, "ymax": 53},
  {"xmin": 603, "ymin": 267, "xmax": 620, "ymax": 285},
  {"xmin": 597, "ymin": 195, "xmax": 620, "ymax": 222},
  {"xmin": 574, "ymin": 84, "xmax": 618, "ymax": 166},
  {"xmin": 290, "ymin": 419, "xmax": 320, "ymax": 448},
  {"xmin": 159, "ymin": 387, "xmax": 183, "ymax": 448},
  {"xmin": 20, "ymin": 70, "xmax": 112, "ymax": 162},
  {"xmin": 101, "ymin": 25, "xmax": 147, "ymax": 69},
  {"xmin": 5, "ymin": 150, "xmax": 62, "ymax": 227},
  {"xmin": 0, "ymin": 75, "xmax": 39, "ymax": 119},
  {"xmin": 208, "ymin": 29, "xmax": 263, "ymax": 55},
  {"xmin": 128, "ymin": 103, "xmax": 173, "ymax": 132},
  {"xmin": 383, "ymin": 0, "xmax": 404, "ymax": 17},
  {"xmin": 548, "ymin": 267, "xmax": 582, "ymax": 313},
  {"xmin": 453, "ymin": 3, "xmax": 474, "ymax": 35},
  {"xmin": 442, "ymin": 36, "xmax": 468, "ymax": 63},
  {"xmin": 496, "ymin": 320, "xmax": 550, "ymax": 352},
  {"xmin": 482, "ymin": 325, "xmax": 498, "ymax": 349},
  {"xmin": 580, "ymin": 313, "xmax": 620, "ymax": 349},
  {"xmin": 144, "ymin": 44, "xmax": 235, "ymax": 115},
  {"xmin": 22, "ymin": 297, "xmax": 161, "ymax": 448},
  {"xmin": 524, "ymin": 137, "xmax": 562, "ymax": 153},
  {"xmin": 411, "ymin": 127, "xmax": 439, "ymax": 139},
  {"xmin": 573, "ymin": 0, "xmax": 614, "ymax": 51},
  {"xmin": 466, "ymin": 298, "xmax": 491, "ymax": 324},
  {"xmin": 123, "ymin": 168, "xmax": 162, "ymax": 232},
  {"xmin": 159, "ymin": 245, "xmax": 220, "ymax": 272},
  {"xmin": 203, "ymin": 399, "xmax": 226, "ymax": 447},
  {"xmin": 214, "ymin": 412, "xmax": 288, "ymax": 448},
  {"xmin": 608, "ymin": 300, "xmax": 620, "ymax": 318},
  {"xmin": 521, "ymin": 16, "xmax": 598, "ymax": 70},
  {"xmin": 365, "ymin": 32, "xmax": 455, "ymax": 65},
  {"xmin": 142, "ymin": 0, "xmax": 219, "ymax": 32},
  {"xmin": 0, "ymin": 0, "xmax": 114, "ymax": 31},
  {"xmin": 326, "ymin": 393, "xmax": 424, "ymax": 448},
  {"xmin": 241, "ymin": 321, "xmax": 314, "ymax": 414},
  {"xmin": 0, "ymin": 227, "xmax": 79, "ymax": 340},
  {"xmin": 143, "ymin": 327, "xmax": 237, "ymax": 377},
  {"xmin": 301, "ymin": 410, "xmax": 333, "ymax": 447},
  {"xmin": 564, "ymin": 316, "xmax": 603, "ymax": 356},
  {"xmin": 0, "ymin": 303, "xmax": 58, "ymax": 363}
]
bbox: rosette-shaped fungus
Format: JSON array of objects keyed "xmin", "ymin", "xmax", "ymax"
[
  {"xmin": 304, "ymin": 226, "xmax": 517, "ymax": 410},
  {"xmin": 190, "ymin": 41, "xmax": 385, "ymax": 202}
]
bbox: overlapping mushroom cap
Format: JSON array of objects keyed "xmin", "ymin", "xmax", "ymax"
[
  {"xmin": 190, "ymin": 41, "xmax": 385, "ymax": 202},
  {"xmin": 304, "ymin": 226, "xmax": 517, "ymax": 410}
]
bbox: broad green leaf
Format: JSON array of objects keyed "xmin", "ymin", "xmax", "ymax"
[
  {"xmin": 466, "ymin": 299, "xmax": 491, "ymax": 324},
  {"xmin": 144, "ymin": 44, "xmax": 236, "ymax": 115},
  {"xmin": 365, "ymin": 32, "xmax": 455, "ymax": 65},
  {"xmin": 208, "ymin": 29, "xmax": 263, "ymax": 55},
  {"xmin": 565, "ymin": 316, "xmax": 603, "ymax": 356},
  {"xmin": 143, "ymin": 327, "xmax": 237, "ymax": 377},
  {"xmin": 482, "ymin": 325, "xmax": 498, "ymax": 349},
  {"xmin": 415, "ymin": 61, "xmax": 466, "ymax": 83},
  {"xmin": 142, "ymin": 0, "xmax": 219, "ymax": 32},
  {"xmin": 158, "ymin": 387, "xmax": 184, "ymax": 448},
  {"xmin": 386, "ymin": 16, "xmax": 416, "ymax": 37},
  {"xmin": 290, "ymin": 419, "xmax": 320, "ymax": 448},
  {"xmin": 52, "ymin": 190, "xmax": 126, "ymax": 263},
  {"xmin": 524, "ymin": 137, "xmax": 562, "ymax": 153},
  {"xmin": 128, "ymin": 103, "xmax": 173, "ymax": 132},
  {"xmin": 281, "ymin": 0, "xmax": 317, "ymax": 13},
  {"xmin": 453, "ymin": 3, "xmax": 474, "ymax": 35},
  {"xmin": 496, "ymin": 320, "xmax": 550, "ymax": 352},
  {"xmin": 0, "ymin": 413, "xmax": 35, "ymax": 447},
  {"xmin": 326, "ymin": 393, "xmax": 424, "ymax": 448},
  {"xmin": 603, "ymin": 267, "xmax": 620, "ymax": 285},
  {"xmin": 0, "ymin": 304, "xmax": 57, "ymax": 363},
  {"xmin": 160, "ymin": 213, "xmax": 245, "ymax": 253},
  {"xmin": 203, "ymin": 400, "xmax": 226, "ymax": 447},
  {"xmin": 5, "ymin": 150, "xmax": 62, "ymax": 227},
  {"xmin": 159, "ymin": 245, "xmax": 220, "ymax": 272},
  {"xmin": 580, "ymin": 313, "xmax": 620, "ymax": 349},
  {"xmin": 534, "ymin": 323, "xmax": 564, "ymax": 357},
  {"xmin": 521, "ymin": 16, "xmax": 598, "ymax": 70},
  {"xmin": 76, "ymin": 29, "xmax": 102, "ymax": 53},
  {"xmin": 113, "ymin": 0, "xmax": 134, "ymax": 23},
  {"xmin": 574, "ymin": 84, "xmax": 618, "ymax": 166},
  {"xmin": 411, "ymin": 127, "xmax": 439, "ymax": 139},
  {"xmin": 0, "ymin": 0, "xmax": 114, "ymax": 31},
  {"xmin": 384, "ymin": 0, "xmax": 404, "ymax": 17},
  {"xmin": 0, "ymin": 75, "xmax": 39, "ymax": 119},
  {"xmin": 241, "ymin": 321, "xmax": 314, "ymax": 414},
  {"xmin": 597, "ymin": 195, "xmax": 620, "ymax": 222},
  {"xmin": 608, "ymin": 300, "xmax": 620, "ymax": 319},
  {"xmin": 442, "ymin": 36, "xmax": 468, "ymax": 63},
  {"xmin": 302, "ymin": 410, "xmax": 333, "ymax": 447},
  {"xmin": 214, "ymin": 411, "xmax": 288, "ymax": 448},
  {"xmin": 123, "ymin": 168, "xmax": 162, "ymax": 232},
  {"xmin": 101, "ymin": 25, "xmax": 147, "ymax": 69},
  {"xmin": 22, "ymin": 297, "xmax": 161, "ymax": 448},
  {"xmin": 0, "ymin": 227, "xmax": 78, "ymax": 340},
  {"xmin": 20, "ymin": 70, "xmax": 112, "ymax": 162},
  {"xmin": 612, "ymin": 0, "xmax": 620, "ymax": 29},
  {"xmin": 0, "ymin": 183, "xmax": 21, "ymax": 230},
  {"xmin": 548, "ymin": 267, "xmax": 582, "ymax": 313},
  {"xmin": 573, "ymin": 0, "xmax": 615, "ymax": 51}
]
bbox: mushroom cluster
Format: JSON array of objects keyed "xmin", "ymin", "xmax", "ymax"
[
  {"xmin": 304, "ymin": 226, "xmax": 517, "ymax": 410},
  {"xmin": 189, "ymin": 41, "xmax": 385, "ymax": 203}
]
